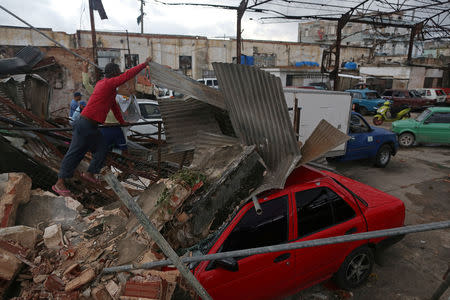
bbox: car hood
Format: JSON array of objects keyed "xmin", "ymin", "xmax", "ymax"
[
  {"xmin": 392, "ymin": 118, "xmax": 417, "ymax": 128},
  {"xmin": 370, "ymin": 126, "xmax": 396, "ymax": 136}
]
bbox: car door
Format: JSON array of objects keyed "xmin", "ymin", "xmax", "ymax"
[
  {"xmin": 195, "ymin": 192, "xmax": 296, "ymax": 300},
  {"xmin": 418, "ymin": 112, "xmax": 450, "ymax": 143},
  {"xmin": 291, "ymin": 181, "xmax": 367, "ymax": 290},
  {"xmin": 345, "ymin": 114, "xmax": 376, "ymax": 160}
]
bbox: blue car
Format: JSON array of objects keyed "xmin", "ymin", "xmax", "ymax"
[
  {"xmin": 326, "ymin": 112, "xmax": 399, "ymax": 167},
  {"xmin": 346, "ymin": 89, "xmax": 386, "ymax": 115}
]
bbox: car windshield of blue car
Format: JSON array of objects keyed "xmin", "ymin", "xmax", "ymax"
[
  {"xmin": 367, "ymin": 92, "xmax": 380, "ymax": 99},
  {"xmin": 416, "ymin": 109, "xmax": 432, "ymax": 122}
]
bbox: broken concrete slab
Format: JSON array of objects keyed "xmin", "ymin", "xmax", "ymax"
[
  {"xmin": 0, "ymin": 225, "xmax": 40, "ymax": 249},
  {"xmin": 15, "ymin": 191, "xmax": 83, "ymax": 230},
  {"xmin": 43, "ymin": 224, "xmax": 64, "ymax": 250},
  {"xmin": 0, "ymin": 172, "xmax": 32, "ymax": 227},
  {"xmin": 164, "ymin": 146, "xmax": 266, "ymax": 249}
]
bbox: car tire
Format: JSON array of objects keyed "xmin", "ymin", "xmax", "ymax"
[
  {"xmin": 358, "ymin": 106, "xmax": 368, "ymax": 115},
  {"xmin": 374, "ymin": 144, "xmax": 391, "ymax": 168},
  {"xmin": 335, "ymin": 246, "xmax": 374, "ymax": 290},
  {"xmin": 373, "ymin": 116, "xmax": 383, "ymax": 125},
  {"xmin": 398, "ymin": 132, "xmax": 415, "ymax": 147}
]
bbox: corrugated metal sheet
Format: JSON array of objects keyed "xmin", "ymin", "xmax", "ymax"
[
  {"xmin": 158, "ymin": 98, "xmax": 222, "ymax": 152},
  {"xmin": 213, "ymin": 63, "xmax": 302, "ymax": 193},
  {"xmin": 299, "ymin": 119, "xmax": 350, "ymax": 164},
  {"xmin": 149, "ymin": 62, "xmax": 226, "ymax": 110}
]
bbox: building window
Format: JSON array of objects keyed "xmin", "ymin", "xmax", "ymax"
[
  {"xmin": 124, "ymin": 54, "xmax": 139, "ymax": 69},
  {"xmin": 179, "ymin": 56, "xmax": 192, "ymax": 74}
]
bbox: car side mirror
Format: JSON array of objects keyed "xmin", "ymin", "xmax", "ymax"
[{"xmin": 215, "ymin": 257, "xmax": 239, "ymax": 272}]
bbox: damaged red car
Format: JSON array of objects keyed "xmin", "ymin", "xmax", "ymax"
[{"xmin": 194, "ymin": 165, "xmax": 405, "ymax": 300}]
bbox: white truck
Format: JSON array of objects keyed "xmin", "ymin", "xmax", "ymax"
[{"xmin": 283, "ymin": 88, "xmax": 352, "ymax": 157}]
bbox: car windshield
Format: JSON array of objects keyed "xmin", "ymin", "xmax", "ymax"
[
  {"xmin": 436, "ymin": 90, "xmax": 444, "ymax": 96},
  {"xmin": 366, "ymin": 92, "xmax": 380, "ymax": 99},
  {"xmin": 416, "ymin": 109, "xmax": 432, "ymax": 122}
]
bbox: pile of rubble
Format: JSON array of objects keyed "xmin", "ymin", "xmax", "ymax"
[{"xmin": 0, "ymin": 172, "xmax": 190, "ymax": 299}]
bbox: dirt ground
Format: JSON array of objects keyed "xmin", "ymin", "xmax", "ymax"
[{"xmin": 290, "ymin": 116, "xmax": 450, "ymax": 300}]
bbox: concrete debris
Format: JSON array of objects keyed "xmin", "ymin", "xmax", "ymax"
[
  {"xmin": 43, "ymin": 223, "xmax": 64, "ymax": 250},
  {"xmin": 0, "ymin": 173, "xmax": 32, "ymax": 227},
  {"xmin": 16, "ymin": 189, "xmax": 84, "ymax": 230},
  {"xmin": 0, "ymin": 225, "xmax": 40, "ymax": 249},
  {"xmin": 65, "ymin": 268, "xmax": 95, "ymax": 292}
]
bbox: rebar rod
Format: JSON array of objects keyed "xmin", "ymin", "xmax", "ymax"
[
  {"xmin": 0, "ymin": 120, "xmax": 163, "ymax": 132},
  {"xmin": 104, "ymin": 173, "xmax": 212, "ymax": 300},
  {"xmin": 103, "ymin": 220, "xmax": 450, "ymax": 273}
]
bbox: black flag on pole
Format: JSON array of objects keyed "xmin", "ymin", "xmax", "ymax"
[{"xmin": 92, "ymin": 0, "xmax": 108, "ymax": 19}]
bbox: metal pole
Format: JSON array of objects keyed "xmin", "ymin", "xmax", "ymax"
[
  {"xmin": 103, "ymin": 220, "xmax": 450, "ymax": 273},
  {"xmin": 126, "ymin": 30, "xmax": 132, "ymax": 68},
  {"xmin": 236, "ymin": 0, "xmax": 248, "ymax": 64},
  {"xmin": 140, "ymin": 0, "xmax": 144, "ymax": 34},
  {"xmin": 0, "ymin": 4, "xmax": 100, "ymax": 69},
  {"xmin": 157, "ymin": 121, "xmax": 162, "ymax": 175},
  {"xmin": 431, "ymin": 263, "xmax": 450, "ymax": 300},
  {"xmin": 103, "ymin": 173, "xmax": 212, "ymax": 300},
  {"xmin": 293, "ymin": 97, "xmax": 299, "ymax": 140},
  {"xmin": 88, "ymin": 0, "xmax": 100, "ymax": 80}
]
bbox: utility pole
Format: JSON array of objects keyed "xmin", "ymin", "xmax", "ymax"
[
  {"xmin": 140, "ymin": 0, "xmax": 144, "ymax": 34},
  {"xmin": 236, "ymin": 0, "xmax": 248, "ymax": 64},
  {"xmin": 88, "ymin": 0, "xmax": 99, "ymax": 79}
]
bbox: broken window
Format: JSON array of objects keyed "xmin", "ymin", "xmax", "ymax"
[
  {"xmin": 179, "ymin": 56, "xmax": 192, "ymax": 73},
  {"xmin": 125, "ymin": 54, "xmax": 139, "ymax": 69},
  {"xmin": 296, "ymin": 187, "xmax": 355, "ymax": 237},
  {"xmin": 220, "ymin": 195, "xmax": 289, "ymax": 255}
]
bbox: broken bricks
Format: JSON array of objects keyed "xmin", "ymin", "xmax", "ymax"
[
  {"xmin": 43, "ymin": 223, "xmax": 64, "ymax": 250},
  {"xmin": 0, "ymin": 173, "xmax": 32, "ymax": 228}
]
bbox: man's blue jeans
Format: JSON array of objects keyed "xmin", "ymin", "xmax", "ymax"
[{"xmin": 58, "ymin": 117, "xmax": 108, "ymax": 179}]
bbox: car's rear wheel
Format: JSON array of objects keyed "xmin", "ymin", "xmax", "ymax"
[
  {"xmin": 398, "ymin": 132, "xmax": 415, "ymax": 147},
  {"xmin": 374, "ymin": 144, "xmax": 391, "ymax": 168},
  {"xmin": 373, "ymin": 115, "xmax": 383, "ymax": 125},
  {"xmin": 359, "ymin": 106, "xmax": 368, "ymax": 115},
  {"xmin": 335, "ymin": 246, "xmax": 374, "ymax": 290}
]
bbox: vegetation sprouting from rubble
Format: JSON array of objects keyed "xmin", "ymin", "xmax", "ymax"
[{"xmin": 157, "ymin": 169, "xmax": 207, "ymax": 206}]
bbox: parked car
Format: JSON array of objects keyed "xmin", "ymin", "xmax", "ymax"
[
  {"xmin": 194, "ymin": 164, "xmax": 405, "ymax": 300},
  {"xmin": 326, "ymin": 112, "xmax": 398, "ymax": 167},
  {"xmin": 415, "ymin": 88, "xmax": 447, "ymax": 105},
  {"xmin": 128, "ymin": 99, "xmax": 164, "ymax": 140},
  {"xmin": 392, "ymin": 107, "xmax": 450, "ymax": 147},
  {"xmin": 197, "ymin": 77, "xmax": 219, "ymax": 89},
  {"xmin": 381, "ymin": 89, "xmax": 434, "ymax": 111},
  {"xmin": 346, "ymin": 89, "xmax": 385, "ymax": 115}
]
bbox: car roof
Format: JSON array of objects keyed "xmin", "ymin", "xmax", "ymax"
[
  {"xmin": 346, "ymin": 89, "xmax": 377, "ymax": 93},
  {"xmin": 427, "ymin": 107, "xmax": 450, "ymax": 112},
  {"xmin": 136, "ymin": 99, "xmax": 159, "ymax": 105}
]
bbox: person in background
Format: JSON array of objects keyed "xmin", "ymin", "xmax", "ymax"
[
  {"xmin": 70, "ymin": 100, "xmax": 87, "ymax": 125},
  {"xmin": 52, "ymin": 57, "xmax": 152, "ymax": 197},
  {"xmin": 70, "ymin": 92, "xmax": 82, "ymax": 120}
]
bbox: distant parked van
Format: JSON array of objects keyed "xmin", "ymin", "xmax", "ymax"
[{"xmin": 197, "ymin": 77, "xmax": 219, "ymax": 89}]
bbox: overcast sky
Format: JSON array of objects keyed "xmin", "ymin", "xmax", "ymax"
[{"xmin": 0, "ymin": 0, "xmax": 301, "ymax": 42}]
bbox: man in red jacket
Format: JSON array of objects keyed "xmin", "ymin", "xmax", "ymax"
[{"xmin": 52, "ymin": 57, "xmax": 152, "ymax": 196}]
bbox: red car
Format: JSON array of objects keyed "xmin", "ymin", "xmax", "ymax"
[
  {"xmin": 381, "ymin": 89, "xmax": 435, "ymax": 110},
  {"xmin": 194, "ymin": 165, "xmax": 405, "ymax": 300}
]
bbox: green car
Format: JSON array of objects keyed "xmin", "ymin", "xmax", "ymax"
[{"xmin": 392, "ymin": 107, "xmax": 450, "ymax": 147}]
